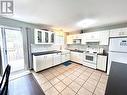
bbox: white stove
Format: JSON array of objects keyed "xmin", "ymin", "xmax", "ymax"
[{"xmin": 83, "ymin": 48, "xmax": 103, "ymax": 69}]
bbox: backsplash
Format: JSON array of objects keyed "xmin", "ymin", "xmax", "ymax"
[
  {"xmin": 31, "ymin": 44, "xmax": 66, "ymax": 53},
  {"xmin": 67, "ymin": 44, "xmax": 109, "ymax": 53}
]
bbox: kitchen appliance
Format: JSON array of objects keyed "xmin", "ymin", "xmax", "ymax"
[
  {"xmin": 107, "ymin": 37, "xmax": 127, "ymax": 75},
  {"xmin": 83, "ymin": 52, "xmax": 97, "ymax": 69},
  {"xmin": 73, "ymin": 39, "xmax": 81, "ymax": 44},
  {"xmin": 83, "ymin": 48, "xmax": 100, "ymax": 69}
]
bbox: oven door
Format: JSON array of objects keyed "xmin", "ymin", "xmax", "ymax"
[{"xmin": 84, "ymin": 53, "xmax": 97, "ymax": 64}]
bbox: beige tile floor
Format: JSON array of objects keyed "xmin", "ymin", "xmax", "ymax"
[{"xmin": 32, "ymin": 63, "xmax": 108, "ymax": 95}]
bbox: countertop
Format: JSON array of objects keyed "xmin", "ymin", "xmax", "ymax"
[
  {"xmin": 68, "ymin": 49, "xmax": 84, "ymax": 53},
  {"xmin": 97, "ymin": 53, "xmax": 108, "ymax": 56},
  {"xmin": 68, "ymin": 49, "xmax": 108, "ymax": 56},
  {"xmin": 105, "ymin": 61, "xmax": 127, "ymax": 95},
  {"xmin": 32, "ymin": 50, "xmax": 61, "ymax": 56}
]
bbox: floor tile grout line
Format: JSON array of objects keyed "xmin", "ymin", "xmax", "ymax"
[
  {"xmin": 32, "ymin": 63, "xmax": 79, "ymax": 94},
  {"xmin": 52, "ymin": 64, "xmax": 85, "ymax": 94},
  {"xmin": 44, "ymin": 64, "xmax": 79, "ymax": 94},
  {"xmin": 39, "ymin": 64, "xmax": 87, "ymax": 94},
  {"xmin": 33, "ymin": 63, "xmax": 107, "ymax": 95},
  {"xmin": 92, "ymin": 72, "xmax": 103, "ymax": 95},
  {"xmin": 74, "ymin": 69, "xmax": 89, "ymax": 94},
  {"xmin": 75, "ymin": 68, "xmax": 95, "ymax": 95}
]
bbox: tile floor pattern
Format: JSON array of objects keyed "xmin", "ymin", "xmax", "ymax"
[{"xmin": 32, "ymin": 63, "xmax": 108, "ymax": 95}]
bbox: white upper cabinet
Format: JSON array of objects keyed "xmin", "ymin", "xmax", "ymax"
[
  {"xmin": 73, "ymin": 34, "xmax": 83, "ymax": 39},
  {"xmin": 34, "ymin": 29, "xmax": 55, "ymax": 44},
  {"xmin": 49, "ymin": 32, "xmax": 55, "ymax": 43},
  {"xmin": 110, "ymin": 27, "xmax": 127, "ymax": 37},
  {"xmin": 82, "ymin": 33, "xmax": 86, "ymax": 44},
  {"xmin": 67, "ymin": 34, "xmax": 83, "ymax": 44},
  {"xmin": 67, "ymin": 35, "xmax": 73, "ymax": 44},
  {"xmin": 55, "ymin": 35, "xmax": 64, "ymax": 45},
  {"xmin": 85, "ymin": 32, "xmax": 100, "ymax": 42},
  {"xmin": 99, "ymin": 30, "xmax": 110, "ymax": 45}
]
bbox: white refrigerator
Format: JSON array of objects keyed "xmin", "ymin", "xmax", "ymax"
[{"xmin": 107, "ymin": 37, "xmax": 127, "ymax": 75}]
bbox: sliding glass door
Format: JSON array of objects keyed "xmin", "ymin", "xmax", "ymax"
[{"xmin": 1, "ymin": 27, "xmax": 25, "ymax": 73}]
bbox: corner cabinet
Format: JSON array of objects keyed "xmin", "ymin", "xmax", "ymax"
[{"xmin": 34, "ymin": 29, "xmax": 55, "ymax": 44}]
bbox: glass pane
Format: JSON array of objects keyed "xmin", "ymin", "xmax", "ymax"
[
  {"xmin": 86, "ymin": 55, "xmax": 93, "ymax": 61},
  {"xmin": 37, "ymin": 31, "xmax": 42, "ymax": 43},
  {"xmin": 45, "ymin": 32, "xmax": 48, "ymax": 43},
  {"xmin": 5, "ymin": 28, "xmax": 24, "ymax": 72}
]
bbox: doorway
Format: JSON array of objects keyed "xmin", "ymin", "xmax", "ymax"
[{"xmin": 1, "ymin": 27, "xmax": 25, "ymax": 73}]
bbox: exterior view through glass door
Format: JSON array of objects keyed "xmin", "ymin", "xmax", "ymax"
[{"xmin": 4, "ymin": 28, "xmax": 25, "ymax": 73}]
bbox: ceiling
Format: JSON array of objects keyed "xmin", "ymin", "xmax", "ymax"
[{"xmin": 3, "ymin": 0, "xmax": 127, "ymax": 32}]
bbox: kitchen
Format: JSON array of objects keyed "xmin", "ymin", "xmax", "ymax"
[{"xmin": 0, "ymin": 0, "xmax": 127, "ymax": 95}]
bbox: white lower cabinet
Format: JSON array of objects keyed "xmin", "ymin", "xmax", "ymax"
[
  {"xmin": 97, "ymin": 55, "xmax": 107, "ymax": 71},
  {"xmin": 62, "ymin": 53, "xmax": 70, "ymax": 63},
  {"xmin": 33, "ymin": 54, "xmax": 53, "ymax": 72},
  {"xmin": 33, "ymin": 52, "xmax": 71, "ymax": 72},
  {"xmin": 70, "ymin": 51, "xmax": 83, "ymax": 64},
  {"xmin": 54, "ymin": 53, "xmax": 62, "ymax": 66}
]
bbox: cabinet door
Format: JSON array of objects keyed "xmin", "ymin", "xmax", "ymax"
[
  {"xmin": 99, "ymin": 30, "xmax": 109, "ymax": 45},
  {"xmin": 45, "ymin": 54, "xmax": 53, "ymax": 68},
  {"xmin": 34, "ymin": 29, "xmax": 43, "ymax": 44},
  {"xmin": 70, "ymin": 52, "xmax": 77, "ymax": 62},
  {"xmin": 55, "ymin": 35, "xmax": 64, "ymax": 45},
  {"xmin": 65, "ymin": 53, "xmax": 70, "ymax": 61},
  {"xmin": 61, "ymin": 54, "xmax": 65, "ymax": 63},
  {"xmin": 54, "ymin": 53, "xmax": 61, "ymax": 66},
  {"xmin": 82, "ymin": 33, "xmax": 86, "ymax": 44},
  {"xmin": 45, "ymin": 32, "xmax": 49, "ymax": 43},
  {"xmin": 78, "ymin": 53, "xmax": 83, "ymax": 64},
  {"xmin": 85, "ymin": 32, "xmax": 100, "ymax": 42},
  {"xmin": 51, "ymin": 33, "xmax": 55, "ymax": 43},
  {"xmin": 71, "ymin": 52, "xmax": 83, "ymax": 64},
  {"xmin": 109, "ymin": 28, "xmax": 127, "ymax": 37},
  {"xmin": 110, "ymin": 28, "xmax": 121, "ymax": 37},
  {"xmin": 67, "ymin": 35, "xmax": 73, "ymax": 44},
  {"xmin": 70, "ymin": 52, "xmax": 75, "ymax": 62},
  {"xmin": 122, "ymin": 28, "xmax": 127, "ymax": 36},
  {"xmin": 48, "ymin": 32, "xmax": 55, "ymax": 43},
  {"xmin": 61, "ymin": 53, "xmax": 69, "ymax": 63},
  {"xmin": 33, "ymin": 55, "xmax": 45, "ymax": 72},
  {"xmin": 97, "ymin": 55, "xmax": 107, "ymax": 71},
  {"xmin": 75, "ymin": 52, "xmax": 83, "ymax": 63}
]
